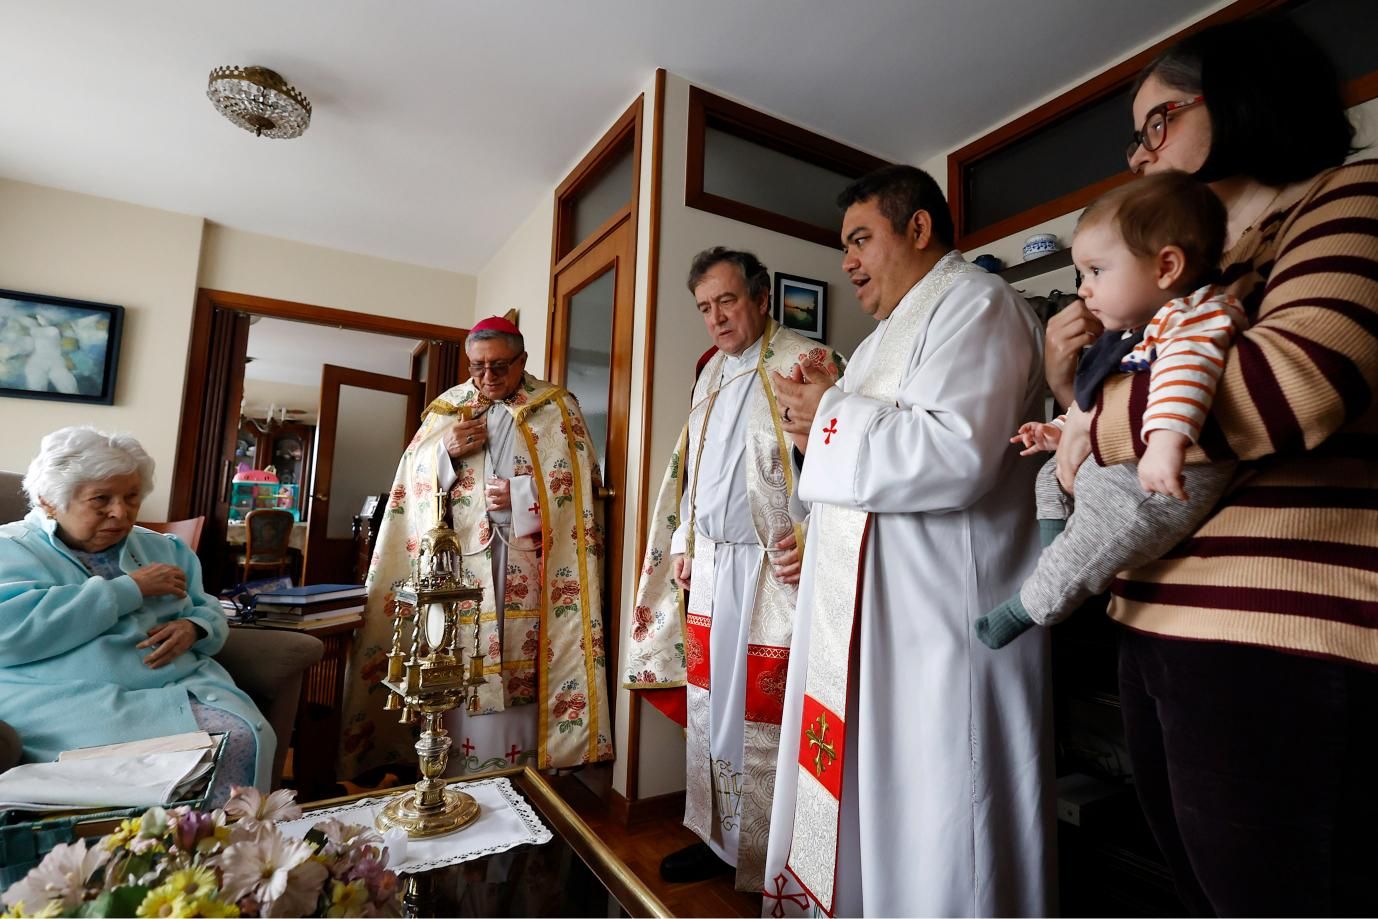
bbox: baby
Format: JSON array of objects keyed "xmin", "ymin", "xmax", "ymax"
[{"xmin": 977, "ymin": 170, "xmax": 1245, "ymax": 648}]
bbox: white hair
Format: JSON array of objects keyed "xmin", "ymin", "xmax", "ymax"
[{"xmin": 22, "ymin": 426, "xmax": 156, "ymax": 511}]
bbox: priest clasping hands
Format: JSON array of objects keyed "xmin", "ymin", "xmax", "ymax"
[{"xmin": 770, "ymin": 361, "xmax": 838, "ymax": 453}]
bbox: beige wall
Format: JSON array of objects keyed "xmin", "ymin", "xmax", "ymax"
[
  {"xmin": 474, "ymin": 199, "xmax": 555, "ymax": 376},
  {"xmin": 0, "ymin": 179, "xmax": 479, "ymax": 520},
  {"xmin": 199, "ymin": 224, "xmax": 476, "ymax": 329},
  {"xmin": 0, "ymin": 179, "xmax": 204, "ymax": 518}
]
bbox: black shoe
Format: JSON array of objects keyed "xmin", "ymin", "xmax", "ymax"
[{"xmin": 659, "ymin": 842, "xmax": 732, "ymax": 883}]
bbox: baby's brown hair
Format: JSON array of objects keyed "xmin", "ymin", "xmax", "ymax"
[{"xmin": 1076, "ymin": 171, "xmax": 1227, "ymax": 294}]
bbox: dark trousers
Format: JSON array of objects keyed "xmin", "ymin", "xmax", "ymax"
[{"xmin": 1118, "ymin": 627, "xmax": 1378, "ymax": 917}]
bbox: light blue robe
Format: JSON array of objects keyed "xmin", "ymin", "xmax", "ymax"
[{"xmin": 0, "ymin": 510, "xmax": 273, "ymax": 788}]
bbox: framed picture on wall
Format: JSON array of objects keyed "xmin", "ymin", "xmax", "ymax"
[
  {"xmin": 773, "ymin": 273, "xmax": 827, "ymax": 341},
  {"xmin": 0, "ymin": 288, "xmax": 124, "ymax": 405}
]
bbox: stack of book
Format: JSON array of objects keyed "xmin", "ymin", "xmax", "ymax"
[{"xmin": 250, "ymin": 583, "xmax": 368, "ymax": 628}]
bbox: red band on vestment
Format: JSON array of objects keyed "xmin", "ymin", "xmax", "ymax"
[
  {"xmin": 745, "ymin": 644, "xmax": 789, "ymax": 724},
  {"xmin": 798, "ymin": 694, "xmax": 845, "ymax": 800},
  {"xmin": 685, "ymin": 614, "xmax": 711, "ymax": 689}
]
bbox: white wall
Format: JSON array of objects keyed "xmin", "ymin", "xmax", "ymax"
[
  {"xmin": 0, "ymin": 179, "xmax": 204, "ymax": 518},
  {"xmin": 474, "ymin": 199, "xmax": 555, "ymax": 376},
  {"xmin": 329, "ymin": 385, "xmax": 412, "ymax": 540},
  {"xmin": 0, "ymin": 178, "xmax": 480, "ymax": 520}
]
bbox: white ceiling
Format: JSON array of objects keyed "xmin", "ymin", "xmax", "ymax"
[
  {"xmin": 3, "ymin": 0, "xmax": 1215, "ymax": 274},
  {"xmin": 245, "ymin": 317, "xmax": 419, "ymax": 388}
]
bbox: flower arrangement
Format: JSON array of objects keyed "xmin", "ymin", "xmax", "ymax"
[{"xmin": 1, "ymin": 788, "xmax": 400, "ymax": 918}]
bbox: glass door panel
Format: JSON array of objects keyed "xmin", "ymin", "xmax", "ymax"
[{"xmin": 564, "ymin": 269, "xmax": 616, "ymax": 467}]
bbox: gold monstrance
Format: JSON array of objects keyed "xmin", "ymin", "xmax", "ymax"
[{"xmin": 376, "ymin": 491, "xmax": 486, "ymax": 837}]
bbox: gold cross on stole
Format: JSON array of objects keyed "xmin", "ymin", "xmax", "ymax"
[{"xmin": 806, "ymin": 711, "xmax": 836, "ymax": 777}]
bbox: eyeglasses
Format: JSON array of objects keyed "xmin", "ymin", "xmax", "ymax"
[
  {"xmin": 470, "ymin": 359, "xmax": 517, "ymax": 378},
  {"xmin": 1126, "ymin": 96, "xmax": 1204, "ymax": 163}
]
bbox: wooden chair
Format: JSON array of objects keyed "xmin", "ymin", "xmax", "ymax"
[
  {"xmin": 232, "ymin": 508, "xmax": 296, "ymax": 584},
  {"xmin": 136, "ymin": 516, "xmax": 207, "ymax": 551}
]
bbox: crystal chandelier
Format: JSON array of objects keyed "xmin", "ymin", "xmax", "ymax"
[{"xmin": 207, "ymin": 66, "xmax": 312, "ymax": 139}]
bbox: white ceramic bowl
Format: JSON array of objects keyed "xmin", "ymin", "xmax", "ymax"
[{"xmin": 1022, "ymin": 233, "xmax": 1059, "ymax": 262}]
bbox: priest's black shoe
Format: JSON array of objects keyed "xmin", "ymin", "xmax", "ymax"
[{"xmin": 659, "ymin": 842, "xmax": 732, "ymax": 883}]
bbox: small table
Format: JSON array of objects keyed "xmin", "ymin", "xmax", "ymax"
[
  {"xmin": 231, "ymin": 616, "xmax": 362, "ymax": 800},
  {"xmin": 303, "ymin": 767, "xmax": 670, "ymax": 918}
]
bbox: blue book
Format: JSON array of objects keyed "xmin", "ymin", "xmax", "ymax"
[{"xmin": 251, "ymin": 583, "xmax": 367, "ymax": 605}]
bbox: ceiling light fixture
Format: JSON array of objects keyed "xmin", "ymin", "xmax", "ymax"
[{"xmin": 207, "ymin": 65, "xmax": 312, "ymax": 139}]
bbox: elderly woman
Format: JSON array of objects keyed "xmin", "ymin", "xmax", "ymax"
[{"xmin": 0, "ymin": 426, "xmax": 271, "ymax": 805}]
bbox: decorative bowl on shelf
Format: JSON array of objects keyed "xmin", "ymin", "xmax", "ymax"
[{"xmin": 1021, "ymin": 233, "xmax": 1059, "ymax": 262}]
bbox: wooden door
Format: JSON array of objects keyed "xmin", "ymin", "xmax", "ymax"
[
  {"xmin": 550, "ymin": 218, "xmax": 635, "ymax": 697},
  {"xmin": 303, "ymin": 365, "xmax": 422, "ymax": 585}
]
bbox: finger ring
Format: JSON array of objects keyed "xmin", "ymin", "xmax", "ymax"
[
  {"xmin": 466, "ymin": 435, "xmax": 474, "ymax": 444},
  {"xmin": 783, "ymin": 407, "xmax": 792, "ymax": 423}
]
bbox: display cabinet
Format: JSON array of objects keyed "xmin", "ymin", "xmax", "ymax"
[{"xmin": 231, "ymin": 422, "xmax": 315, "ymax": 519}]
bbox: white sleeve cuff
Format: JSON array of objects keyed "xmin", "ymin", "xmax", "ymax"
[{"xmin": 509, "ymin": 476, "xmax": 541, "ymax": 537}]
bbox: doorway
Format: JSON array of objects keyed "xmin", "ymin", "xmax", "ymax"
[{"xmin": 170, "ymin": 289, "xmax": 467, "ymax": 591}]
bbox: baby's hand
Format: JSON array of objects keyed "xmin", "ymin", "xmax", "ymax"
[
  {"xmin": 1139, "ymin": 432, "xmax": 1190, "ymax": 500},
  {"xmin": 1010, "ymin": 421, "xmax": 1062, "ymax": 455}
]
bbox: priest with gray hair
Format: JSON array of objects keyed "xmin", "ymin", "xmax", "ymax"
[{"xmin": 629, "ymin": 247, "xmax": 846, "ymax": 890}]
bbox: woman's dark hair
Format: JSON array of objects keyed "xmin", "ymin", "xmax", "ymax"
[
  {"xmin": 1135, "ymin": 16, "xmax": 1357, "ymax": 185},
  {"xmin": 837, "ymin": 165, "xmax": 954, "ymax": 248}
]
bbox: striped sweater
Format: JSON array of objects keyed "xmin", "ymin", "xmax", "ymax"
[
  {"xmin": 1090, "ymin": 159, "xmax": 1378, "ymax": 666},
  {"xmin": 1122, "ymin": 284, "xmax": 1247, "ymax": 444}
]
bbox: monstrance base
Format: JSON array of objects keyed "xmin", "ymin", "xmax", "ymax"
[{"xmin": 375, "ymin": 786, "xmax": 480, "ymax": 838}]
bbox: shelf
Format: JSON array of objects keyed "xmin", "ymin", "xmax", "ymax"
[{"xmin": 997, "ymin": 248, "xmax": 1074, "ymax": 284}]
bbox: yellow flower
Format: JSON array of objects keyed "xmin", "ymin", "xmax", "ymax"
[
  {"xmin": 165, "ymin": 867, "xmax": 219, "ymax": 901},
  {"xmin": 186, "ymin": 898, "xmax": 240, "ymax": 918},
  {"xmin": 103, "ymin": 817, "xmax": 142, "ymax": 850},
  {"xmin": 326, "ymin": 879, "xmax": 369, "ymax": 917},
  {"xmin": 135, "ymin": 886, "xmax": 193, "ymax": 918},
  {"xmin": 2, "ymin": 902, "xmax": 63, "ymax": 919}
]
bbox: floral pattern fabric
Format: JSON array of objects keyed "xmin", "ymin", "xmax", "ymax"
[{"xmin": 338, "ymin": 374, "xmax": 612, "ymax": 779}]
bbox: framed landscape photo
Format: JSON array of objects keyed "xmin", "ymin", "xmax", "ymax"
[
  {"xmin": 773, "ymin": 272, "xmax": 827, "ymax": 341},
  {"xmin": 0, "ymin": 289, "xmax": 124, "ymax": 405}
]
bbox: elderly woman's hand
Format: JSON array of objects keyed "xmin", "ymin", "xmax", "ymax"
[
  {"xmin": 138, "ymin": 619, "xmax": 198, "ymax": 669},
  {"xmin": 130, "ymin": 563, "xmax": 187, "ymax": 599}
]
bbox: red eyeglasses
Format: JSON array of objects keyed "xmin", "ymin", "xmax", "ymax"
[{"xmin": 1126, "ymin": 96, "xmax": 1205, "ymax": 163}]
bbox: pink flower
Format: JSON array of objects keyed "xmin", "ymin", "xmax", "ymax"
[
  {"xmin": 552, "ymin": 691, "xmax": 587, "ymax": 719},
  {"xmin": 217, "ymin": 823, "xmax": 329, "ymax": 918},
  {"xmin": 222, "ymin": 786, "xmax": 302, "ymax": 827},
  {"xmin": 632, "ymin": 606, "xmax": 653, "ymax": 642}
]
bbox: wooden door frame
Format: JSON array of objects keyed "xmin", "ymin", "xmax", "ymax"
[
  {"xmin": 170, "ymin": 287, "xmax": 468, "ymax": 520},
  {"xmin": 545, "ymin": 94, "xmax": 644, "ymax": 742},
  {"xmin": 546, "ymin": 95, "xmax": 643, "ymax": 374},
  {"xmin": 303, "ymin": 364, "xmax": 422, "ymax": 583},
  {"xmin": 551, "ymin": 221, "xmax": 637, "ymax": 704}
]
